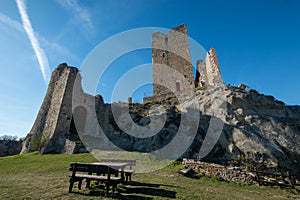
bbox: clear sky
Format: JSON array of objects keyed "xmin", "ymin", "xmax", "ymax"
[{"xmin": 0, "ymin": 0, "xmax": 299, "ymax": 138}]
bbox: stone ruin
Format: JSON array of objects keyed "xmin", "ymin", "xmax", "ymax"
[
  {"xmin": 182, "ymin": 159, "xmax": 300, "ymax": 186},
  {"xmin": 144, "ymin": 24, "xmax": 223, "ymax": 103},
  {"xmin": 20, "ymin": 25, "xmax": 300, "ymax": 178},
  {"xmin": 21, "ymin": 24, "xmax": 224, "ymax": 154}
]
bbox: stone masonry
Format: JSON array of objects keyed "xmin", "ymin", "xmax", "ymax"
[
  {"xmin": 152, "ymin": 24, "xmax": 195, "ymax": 95},
  {"xmin": 21, "ymin": 64, "xmax": 91, "ymax": 154},
  {"xmin": 195, "ymin": 48, "xmax": 223, "ymax": 88},
  {"xmin": 144, "ymin": 24, "xmax": 224, "ymax": 103},
  {"xmin": 204, "ymin": 48, "xmax": 223, "ymax": 86},
  {"xmin": 20, "ymin": 25, "xmax": 300, "ymax": 177},
  {"xmin": 21, "ymin": 25, "xmax": 227, "ymax": 154}
]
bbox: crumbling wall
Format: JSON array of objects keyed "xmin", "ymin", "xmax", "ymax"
[
  {"xmin": 195, "ymin": 60, "xmax": 207, "ymax": 88},
  {"xmin": 152, "ymin": 24, "xmax": 194, "ymax": 96},
  {"xmin": 205, "ymin": 48, "xmax": 223, "ymax": 86},
  {"xmin": 21, "ymin": 64, "xmax": 89, "ymax": 154},
  {"xmin": 195, "ymin": 48, "xmax": 224, "ymax": 88},
  {"xmin": 21, "ymin": 63, "xmax": 73, "ymax": 153}
]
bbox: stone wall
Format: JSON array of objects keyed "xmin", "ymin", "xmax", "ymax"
[
  {"xmin": 21, "ymin": 63, "xmax": 300, "ymax": 178},
  {"xmin": 151, "ymin": 25, "xmax": 224, "ymax": 102},
  {"xmin": 195, "ymin": 60, "xmax": 207, "ymax": 88},
  {"xmin": 20, "ymin": 25, "xmax": 300, "ymax": 177},
  {"xmin": 195, "ymin": 48, "xmax": 224, "ymax": 88},
  {"xmin": 152, "ymin": 24, "xmax": 194, "ymax": 96},
  {"xmin": 21, "ymin": 64, "xmax": 88, "ymax": 154},
  {"xmin": 205, "ymin": 48, "xmax": 223, "ymax": 86},
  {"xmin": 182, "ymin": 159, "xmax": 255, "ymax": 184}
]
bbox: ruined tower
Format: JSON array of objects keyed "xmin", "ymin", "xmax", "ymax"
[
  {"xmin": 205, "ymin": 48, "xmax": 223, "ymax": 86},
  {"xmin": 152, "ymin": 24, "xmax": 195, "ymax": 95},
  {"xmin": 21, "ymin": 63, "xmax": 88, "ymax": 154},
  {"xmin": 195, "ymin": 48, "xmax": 223, "ymax": 88}
]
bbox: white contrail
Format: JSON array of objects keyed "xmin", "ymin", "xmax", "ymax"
[
  {"xmin": 16, "ymin": 0, "xmax": 50, "ymax": 84},
  {"xmin": 0, "ymin": 12, "xmax": 24, "ymax": 32},
  {"xmin": 0, "ymin": 11, "xmax": 78, "ymax": 65}
]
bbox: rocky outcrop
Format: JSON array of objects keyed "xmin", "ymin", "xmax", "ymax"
[
  {"xmin": 189, "ymin": 86, "xmax": 300, "ymax": 175},
  {"xmin": 106, "ymin": 85, "xmax": 300, "ymax": 175}
]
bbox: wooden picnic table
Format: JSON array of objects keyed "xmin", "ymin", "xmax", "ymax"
[
  {"xmin": 69, "ymin": 162, "xmax": 128, "ymax": 195},
  {"xmin": 99, "ymin": 159, "xmax": 136, "ymax": 182},
  {"xmin": 91, "ymin": 162, "xmax": 128, "ymax": 182}
]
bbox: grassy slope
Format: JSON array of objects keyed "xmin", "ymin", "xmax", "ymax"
[{"xmin": 0, "ymin": 153, "xmax": 298, "ymax": 200}]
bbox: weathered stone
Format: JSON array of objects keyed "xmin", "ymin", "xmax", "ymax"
[
  {"xmin": 195, "ymin": 60, "xmax": 207, "ymax": 88},
  {"xmin": 179, "ymin": 168, "xmax": 197, "ymax": 178},
  {"xmin": 20, "ymin": 25, "xmax": 300, "ymax": 177},
  {"xmin": 152, "ymin": 24, "xmax": 194, "ymax": 96},
  {"xmin": 204, "ymin": 48, "xmax": 224, "ymax": 87},
  {"xmin": 151, "ymin": 25, "xmax": 224, "ymax": 99},
  {"xmin": 238, "ymin": 84, "xmax": 247, "ymax": 90}
]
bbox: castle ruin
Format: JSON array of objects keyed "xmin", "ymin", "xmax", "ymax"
[
  {"xmin": 152, "ymin": 24, "xmax": 195, "ymax": 95},
  {"xmin": 144, "ymin": 24, "xmax": 223, "ymax": 103},
  {"xmin": 21, "ymin": 24, "xmax": 224, "ymax": 154}
]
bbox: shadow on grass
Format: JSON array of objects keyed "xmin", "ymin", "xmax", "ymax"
[
  {"xmin": 69, "ymin": 181, "xmax": 176, "ymax": 199},
  {"xmin": 128, "ymin": 181, "xmax": 176, "ymax": 188},
  {"xmin": 116, "ymin": 181, "xmax": 177, "ymax": 199}
]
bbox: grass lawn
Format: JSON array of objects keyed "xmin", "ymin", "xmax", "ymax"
[{"xmin": 0, "ymin": 152, "xmax": 299, "ymax": 199}]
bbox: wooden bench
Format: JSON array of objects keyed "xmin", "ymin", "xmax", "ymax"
[
  {"xmin": 69, "ymin": 162, "xmax": 122, "ymax": 195},
  {"xmin": 100, "ymin": 159, "xmax": 136, "ymax": 182}
]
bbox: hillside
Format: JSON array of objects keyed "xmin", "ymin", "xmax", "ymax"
[{"xmin": 0, "ymin": 153, "xmax": 299, "ymax": 199}]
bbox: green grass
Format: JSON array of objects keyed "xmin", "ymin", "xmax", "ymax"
[{"xmin": 0, "ymin": 153, "xmax": 299, "ymax": 199}]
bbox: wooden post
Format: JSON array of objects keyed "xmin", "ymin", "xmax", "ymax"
[{"xmin": 69, "ymin": 163, "xmax": 77, "ymax": 193}]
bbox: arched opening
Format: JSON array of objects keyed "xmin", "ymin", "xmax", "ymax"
[{"xmin": 69, "ymin": 106, "xmax": 87, "ymax": 135}]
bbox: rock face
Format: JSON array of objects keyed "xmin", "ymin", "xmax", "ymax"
[{"xmin": 223, "ymin": 87, "xmax": 300, "ymax": 173}]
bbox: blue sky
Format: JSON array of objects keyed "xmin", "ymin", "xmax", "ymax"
[{"xmin": 0, "ymin": 0, "xmax": 299, "ymax": 138}]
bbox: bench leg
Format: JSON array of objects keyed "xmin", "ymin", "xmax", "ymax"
[
  {"xmin": 69, "ymin": 179, "xmax": 74, "ymax": 193},
  {"xmin": 105, "ymin": 183, "xmax": 109, "ymax": 196},
  {"xmin": 78, "ymin": 180, "xmax": 82, "ymax": 190},
  {"xmin": 86, "ymin": 179, "xmax": 91, "ymax": 189},
  {"xmin": 112, "ymin": 183, "xmax": 118, "ymax": 194},
  {"xmin": 125, "ymin": 172, "xmax": 132, "ymax": 183}
]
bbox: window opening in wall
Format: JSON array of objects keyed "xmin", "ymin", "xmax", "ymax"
[{"xmin": 69, "ymin": 106, "xmax": 87, "ymax": 135}]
